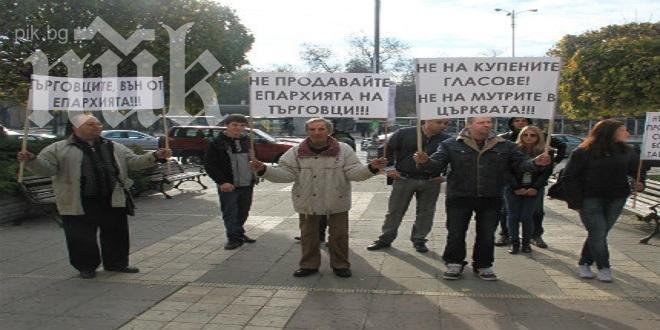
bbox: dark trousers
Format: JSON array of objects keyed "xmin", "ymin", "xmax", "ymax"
[
  {"xmin": 443, "ymin": 197, "xmax": 501, "ymax": 269},
  {"xmin": 299, "ymin": 212, "xmax": 349, "ymax": 269},
  {"xmin": 219, "ymin": 186, "xmax": 254, "ymax": 241},
  {"xmin": 61, "ymin": 200, "xmax": 129, "ymax": 272}
]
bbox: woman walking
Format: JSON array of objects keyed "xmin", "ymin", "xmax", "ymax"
[
  {"xmin": 504, "ymin": 125, "xmax": 553, "ymax": 254},
  {"xmin": 563, "ymin": 119, "xmax": 644, "ymax": 282}
]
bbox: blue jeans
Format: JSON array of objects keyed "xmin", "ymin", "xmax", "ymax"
[
  {"xmin": 504, "ymin": 186, "xmax": 541, "ymax": 244},
  {"xmin": 443, "ymin": 197, "xmax": 501, "ymax": 269},
  {"xmin": 578, "ymin": 197, "xmax": 627, "ymax": 269},
  {"xmin": 219, "ymin": 186, "xmax": 254, "ymax": 241}
]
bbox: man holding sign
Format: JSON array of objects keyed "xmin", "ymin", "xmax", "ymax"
[
  {"xmin": 250, "ymin": 118, "xmax": 386, "ymax": 278},
  {"xmin": 414, "ymin": 117, "xmax": 551, "ymax": 281},
  {"xmin": 17, "ymin": 114, "xmax": 171, "ymax": 279}
]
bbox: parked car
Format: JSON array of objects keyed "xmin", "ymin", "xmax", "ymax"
[
  {"xmin": 4, "ymin": 129, "xmax": 56, "ymax": 141},
  {"xmin": 101, "ymin": 130, "xmax": 159, "ymax": 150},
  {"xmin": 551, "ymin": 134, "xmax": 584, "ymax": 156},
  {"xmin": 167, "ymin": 125, "xmax": 300, "ymax": 164}
]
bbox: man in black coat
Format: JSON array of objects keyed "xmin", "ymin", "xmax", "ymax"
[{"xmin": 414, "ymin": 117, "xmax": 551, "ymax": 281}]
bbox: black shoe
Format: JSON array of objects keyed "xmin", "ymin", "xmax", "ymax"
[
  {"xmin": 531, "ymin": 237, "xmax": 548, "ymax": 249},
  {"xmin": 105, "ymin": 266, "xmax": 140, "ymax": 273},
  {"xmin": 79, "ymin": 270, "xmax": 96, "ymax": 279},
  {"xmin": 332, "ymin": 268, "xmax": 352, "ymax": 278},
  {"xmin": 224, "ymin": 240, "xmax": 244, "ymax": 250},
  {"xmin": 494, "ymin": 235, "xmax": 511, "ymax": 247},
  {"xmin": 413, "ymin": 242, "xmax": 429, "ymax": 253},
  {"xmin": 242, "ymin": 235, "xmax": 256, "ymax": 243},
  {"xmin": 293, "ymin": 268, "xmax": 318, "ymax": 277},
  {"xmin": 508, "ymin": 243, "xmax": 520, "ymax": 255},
  {"xmin": 294, "ymin": 236, "xmax": 301, "ymax": 240},
  {"xmin": 366, "ymin": 240, "xmax": 391, "ymax": 251},
  {"xmin": 521, "ymin": 244, "xmax": 532, "ymax": 253}
]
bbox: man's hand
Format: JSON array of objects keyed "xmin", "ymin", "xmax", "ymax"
[
  {"xmin": 525, "ymin": 188, "xmax": 538, "ymax": 196},
  {"xmin": 633, "ymin": 181, "xmax": 645, "ymax": 192},
  {"xmin": 154, "ymin": 148, "xmax": 172, "ymax": 160},
  {"xmin": 249, "ymin": 160, "xmax": 265, "ymax": 172},
  {"xmin": 369, "ymin": 157, "xmax": 387, "ymax": 170},
  {"xmin": 219, "ymin": 183, "xmax": 235, "ymax": 192},
  {"xmin": 429, "ymin": 176, "xmax": 445, "ymax": 183},
  {"xmin": 413, "ymin": 151, "xmax": 429, "ymax": 165},
  {"xmin": 514, "ymin": 188, "xmax": 527, "ymax": 196},
  {"xmin": 533, "ymin": 151, "xmax": 552, "ymax": 166},
  {"xmin": 16, "ymin": 151, "xmax": 36, "ymax": 162},
  {"xmin": 386, "ymin": 169, "xmax": 401, "ymax": 180}
]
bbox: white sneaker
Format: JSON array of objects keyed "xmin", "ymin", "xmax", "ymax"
[
  {"xmin": 443, "ymin": 263, "xmax": 464, "ymax": 280},
  {"xmin": 578, "ymin": 264, "xmax": 596, "ymax": 279},
  {"xmin": 596, "ymin": 268, "xmax": 613, "ymax": 282},
  {"xmin": 474, "ymin": 267, "xmax": 498, "ymax": 281}
]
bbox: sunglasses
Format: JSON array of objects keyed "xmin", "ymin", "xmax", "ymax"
[{"xmin": 521, "ymin": 133, "xmax": 538, "ymax": 137}]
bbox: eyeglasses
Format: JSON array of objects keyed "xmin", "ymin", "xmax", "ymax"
[{"xmin": 521, "ymin": 133, "xmax": 537, "ymax": 137}]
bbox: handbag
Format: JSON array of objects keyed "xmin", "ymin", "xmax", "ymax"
[
  {"xmin": 547, "ymin": 170, "xmax": 567, "ymax": 201},
  {"xmin": 113, "ymin": 174, "xmax": 136, "ymax": 216},
  {"xmin": 123, "ymin": 187, "xmax": 136, "ymax": 216}
]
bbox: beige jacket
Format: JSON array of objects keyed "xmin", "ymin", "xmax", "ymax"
[
  {"xmin": 26, "ymin": 137, "xmax": 157, "ymax": 215},
  {"xmin": 261, "ymin": 140, "xmax": 375, "ymax": 216}
]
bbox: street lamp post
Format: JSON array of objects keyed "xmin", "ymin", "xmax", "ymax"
[
  {"xmin": 374, "ymin": 0, "xmax": 380, "ymax": 73},
  {"xmin": 494, "ymin": 8, "xmax": 538, "ymax": 57}
]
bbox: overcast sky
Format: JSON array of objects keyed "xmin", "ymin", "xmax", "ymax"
[{"xmin": 216, "ymin": 0, "xmax": 659, "ymax": 71}]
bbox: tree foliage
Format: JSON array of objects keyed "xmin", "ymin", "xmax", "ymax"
[
  {"xmin": 548, "ymin": 22, "xmax": 659, "ymax": 118},
  {"xmin": 0, "ymin": 0, "xmax": 254, "ymax": 114}
]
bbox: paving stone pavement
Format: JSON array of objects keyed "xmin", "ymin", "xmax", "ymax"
[{"xmin": 1, "ymin": 156, "xmax": 658, "ymax": 329}]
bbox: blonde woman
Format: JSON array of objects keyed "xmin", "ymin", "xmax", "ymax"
[{"xmin": 505, "ymin": 125, "xmax": 554, "ymax": 254}]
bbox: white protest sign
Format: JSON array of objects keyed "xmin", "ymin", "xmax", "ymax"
[
  {"xmin": 29, "ymin": 75, "xmax": 165, "ymax": 111},
  {"xmin": 641, "ymin": 112, "xmax": 660, "ymax": 160},
  {"xmin": 415, "ymin": 57, "xmax": 560, "ymax": 120},
  {"xmin": 249, "ymin": 73, "xmax": 391, "ymax": 119}
]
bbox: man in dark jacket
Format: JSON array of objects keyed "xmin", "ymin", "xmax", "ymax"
[
  {"xmin": 204, "ymin": 114, "xmax": 257, "ymax": 250},
  {"xmin": 367, "ymin": 119, "xmax": 451, "ymax": 253},
  {"xmin": 495, "ymin": 117, "xmax": 566, "ymax": 248},
  {"xmin": 414, "ymin": 117, "xmax": 551, "ymax": 281}
]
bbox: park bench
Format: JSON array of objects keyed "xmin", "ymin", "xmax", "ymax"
[
  {"xmin": 17, "ymin": 176, "xmax": 62, "ymax": 226},
  {"xmin": 623, "ymin": 179, "xmax": 660, "ymax": 244},
  {"xmin": 143, "ymin": 159, "xmax": 208, "ymax": 199}
]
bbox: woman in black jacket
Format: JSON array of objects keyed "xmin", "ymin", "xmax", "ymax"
[
  {"xmin": 504, "ymin": 125, "xmax": 553, "ymax": 254},
  {"xmin": 563, "ymin": 119, "xmax": 644, "ymax": 282}
]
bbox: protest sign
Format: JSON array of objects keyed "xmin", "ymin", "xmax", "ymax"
[
  {"xmin": 641, "ymin": 112, "xmax": 660, "ymax": 160},
  {"xmin": 30, "ymin": 75, "xmax": 165, "ymax": 111},
  {"xmin": 415, "ymin": 57, "xmax": 560, "ymax": 120},
  {"xmin": 249, "ymin": 73, "xmax": 391, "ymax": 119}
]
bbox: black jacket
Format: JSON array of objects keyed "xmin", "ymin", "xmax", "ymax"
[
  {"xmin": 204, "ymin": 132, "xmax": 255, "ymax": 186},
  {"xmin": 508, "ymin": 149, "xmax": 554, "ymax": 190},
  {"xmin": 425, "ymin": 130, "xmax": 539, "ymax": 198},
  {"xmin": 563, "ymin": 146, "xmax": 643, "ymax": 210},
  {"xmin": 386, "ymin": 127, "xmax": 451, "ymax": 179}
]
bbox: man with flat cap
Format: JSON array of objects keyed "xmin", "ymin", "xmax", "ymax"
[{"xmin": 17, "ymin": 114, "xmax": 171, "ymax": 279}]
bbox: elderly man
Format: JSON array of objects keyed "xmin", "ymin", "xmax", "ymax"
[
  {"xmin": 251, "ymin": 118, "xmax": 386, "ymax": 278},
  {"xmin": 17, "ymin": 114, "xmax": 171, "ymax": 279},
  {"xmin": 414, "ymin": 117, "xmax": 551, "ymax": 281},
  {"xmin": 367, "ymin": 119, "xmax": 451, "ymax": 253}
]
